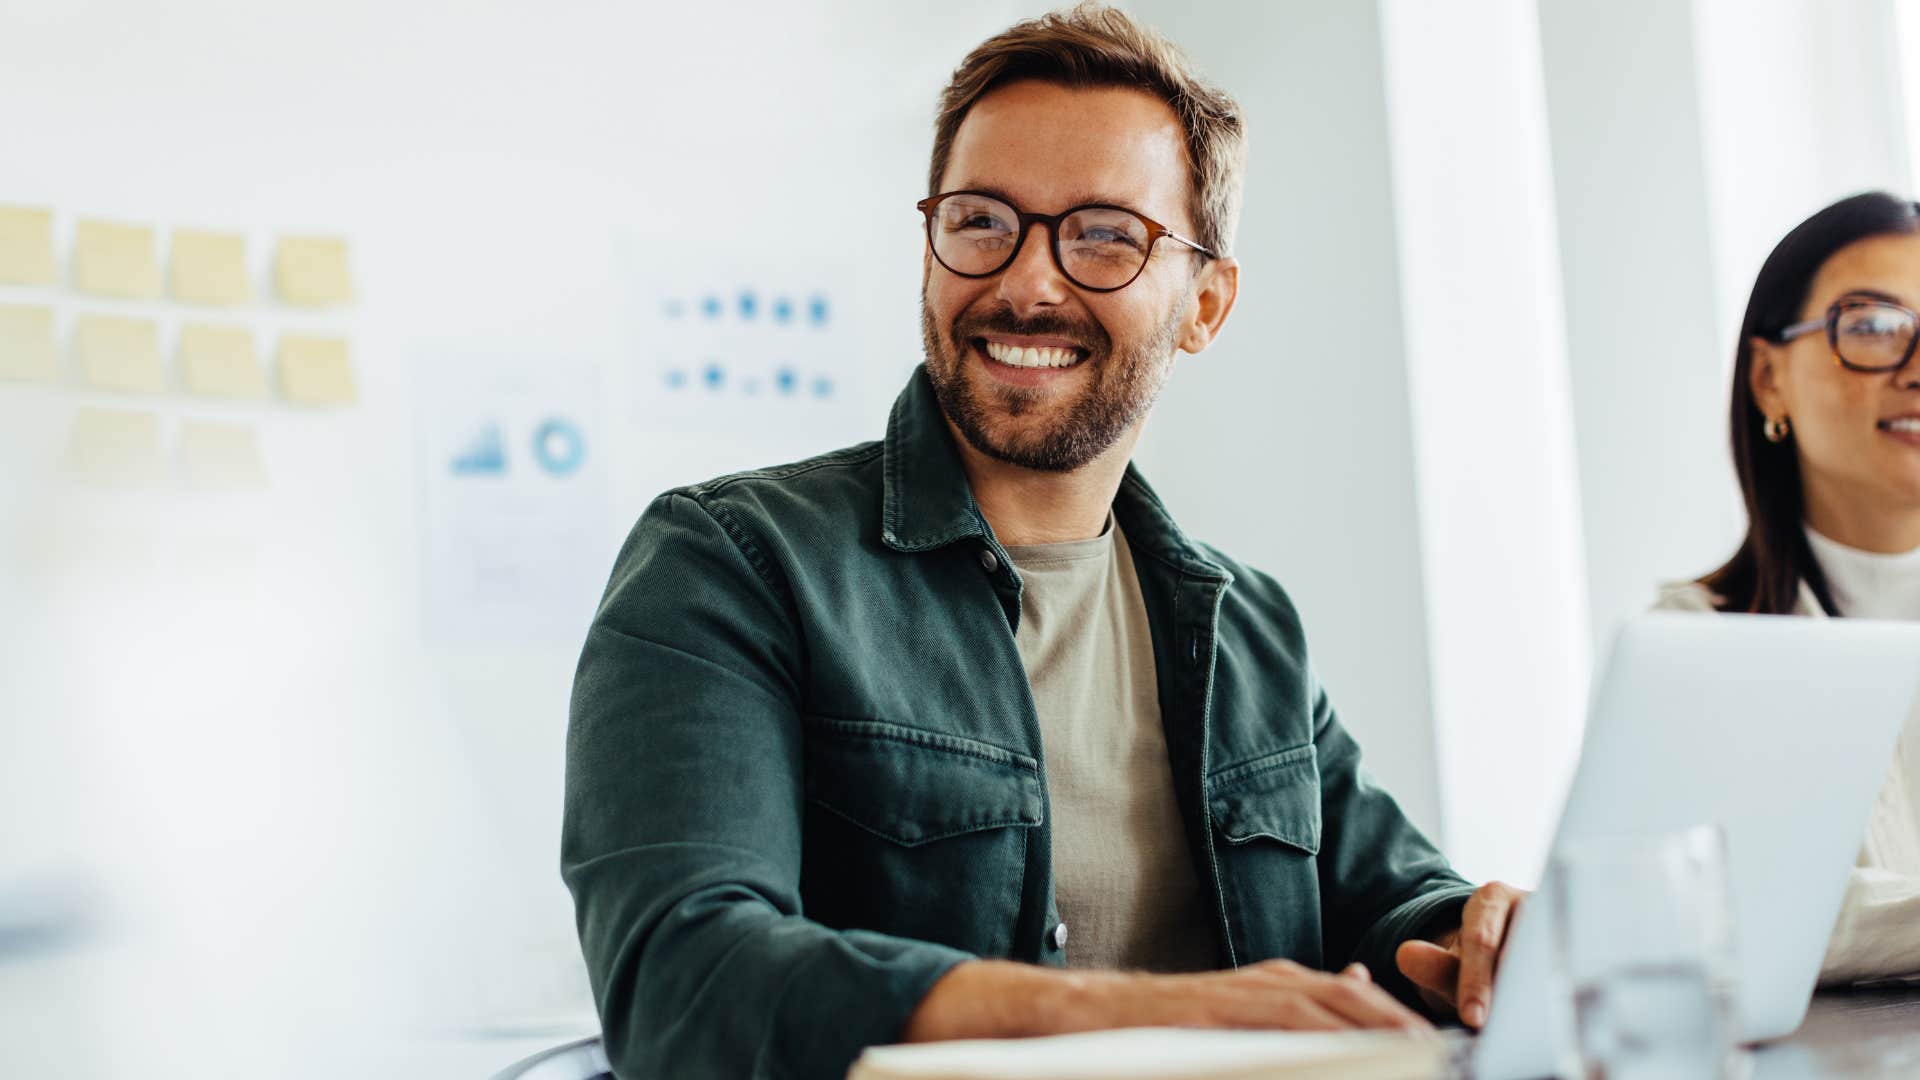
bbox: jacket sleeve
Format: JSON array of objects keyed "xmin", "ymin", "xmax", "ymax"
[
  {"xmin": 1308, "ymin": 676, "xmax": 1476, "ymax": 1009},
  {"xmin": 563, "ymin": 492, "xmax": 973, "ymax": 1080}
]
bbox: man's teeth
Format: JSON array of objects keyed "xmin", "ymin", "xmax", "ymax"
[
  {"xmin": 1884, "ymin": 418, "xmax": 1920, "ymax": 433},
  {"xmin": 984, "ymin": 341, "xmax": 1081, "ymax": 369}
]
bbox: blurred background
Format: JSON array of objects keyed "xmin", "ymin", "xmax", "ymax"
[{"xmin": 2, "ymin": 0, "xmax": 1916, "ymax": 1074}]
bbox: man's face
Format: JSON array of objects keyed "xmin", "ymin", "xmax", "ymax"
[{"xmin": 922, "ymin": 80, "xmax": 1207, "ymax": 473}]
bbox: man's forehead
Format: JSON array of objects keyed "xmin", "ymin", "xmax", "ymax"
[{"xmin": 943, "ymin": 80, "xmax": 1191, "ymax": 220}]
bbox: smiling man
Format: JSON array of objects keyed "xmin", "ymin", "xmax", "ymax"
[{"xmin": 563, "ymin": 6, "xmax": 1519, "ymax": 1079}]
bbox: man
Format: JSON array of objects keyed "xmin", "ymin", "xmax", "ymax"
[{"xmin": 563, "ymin": 6, "xmax": 1521, "ymax": 1078}]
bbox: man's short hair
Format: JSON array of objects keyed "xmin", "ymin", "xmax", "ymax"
[{"xmin": 929, "ymin": 2, "xmax": 1247, "ymax": 258}]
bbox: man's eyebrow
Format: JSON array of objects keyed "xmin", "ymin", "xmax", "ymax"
[
  {"xmin": 947, "ymin": 180, "xmax": 1148, "ymax": 216},
  {"xmin": 947, "ymin": 180, "xmax": 1023, "ymax": 206}
]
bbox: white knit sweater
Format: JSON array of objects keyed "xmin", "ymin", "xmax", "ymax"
[{"xmin": 1655, "ymin": 528, "xmax": 1920, "ymax": 985}]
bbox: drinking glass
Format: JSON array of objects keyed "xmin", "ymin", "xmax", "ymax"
[{"xmin": 1549, "ymin": 824, "xmax": 1747, "ymax": 1080}]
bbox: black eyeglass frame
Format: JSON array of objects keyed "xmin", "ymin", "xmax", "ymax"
[
  {"xmin": 915, "ymin": 189, "xmax": 1218, "ymax": 294},
  {"xmin": 1775, "ymin": 297, "xmax": 1920, "ymax": 373}
]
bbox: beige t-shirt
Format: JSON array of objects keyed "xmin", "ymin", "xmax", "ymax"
[{"xmin": 1004, "ymin": 519, "xmax": 1214, "ymax": 972}]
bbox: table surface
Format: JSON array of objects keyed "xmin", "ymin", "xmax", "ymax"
[
  {"xmin": 1758, "ymin": 990, "xmax": 1920, "ymax": 1078},
  {"xmin": 468, "ymin": 992, "xmax": 1920, "ymax": 1080}
]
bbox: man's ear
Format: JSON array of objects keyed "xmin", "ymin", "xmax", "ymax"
[
  {"xmin": 1177, "ymin": 257, "xmax": 1239, "ymax": 355},
  {"xmin": 1750, "ymin": 337, "xmax": 1790, "ymax": 421}
]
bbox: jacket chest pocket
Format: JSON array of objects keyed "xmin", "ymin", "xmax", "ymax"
[
  {"xmin": 1206, "ymin": 744, "xmax": 1324, "ymax": 965},
  {"xmin": 799, "ymin": 716, "xmax": 1041, "ymax": 957}
]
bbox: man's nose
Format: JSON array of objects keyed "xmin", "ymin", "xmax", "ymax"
[{"xmin": 996, "ymin": 222, "xmax": 1071, "ymax": 314}]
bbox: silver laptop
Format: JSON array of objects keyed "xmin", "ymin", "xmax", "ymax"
[{"xmin": 1474, "ymin": 613, "xmax": 1920, "ymax": 1080}]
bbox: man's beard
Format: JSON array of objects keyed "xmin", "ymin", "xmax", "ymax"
[{"xmin": 920, "ymin": 294, "xmax": 1184, "ymax": 473}]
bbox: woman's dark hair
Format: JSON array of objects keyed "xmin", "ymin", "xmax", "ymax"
[{"xmin": 1702, "ymin": 190, "xmax": 1920, "ymax": 613}]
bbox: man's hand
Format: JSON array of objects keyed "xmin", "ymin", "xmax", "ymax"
[
  {"xmin": 1394, "ymin": 881, "xmax": 1527, "ymax": 1029},
  {"xmin": 1143, "ymin": 959, "xmax": 1433, "ymax": 1033},
  {"xmin": 902, "ymin": 957, "xmax": 1432, "ymax": 1043}
]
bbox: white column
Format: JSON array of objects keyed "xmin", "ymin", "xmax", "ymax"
[
  {"xmin": 1378, "ymin": 0, "xmax": 1592, "ymax": 885},
  {"xmin": 1693, "ymin": 0, "xmax": 1912, "ymax": 363}
]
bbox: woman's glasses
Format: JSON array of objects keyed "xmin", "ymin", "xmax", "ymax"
[
  {"xmin": 1776, "ymin": 298, "xmax": 1920, "ymax": 373},
  {"xmin": 916, "ymin": 190, "xmax": 1215, "ymax": 293}
]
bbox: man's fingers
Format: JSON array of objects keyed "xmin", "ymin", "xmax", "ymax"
[
  {"xmin": 1310, "ymin": 972, "xmax": 1433, "ymax": 1032},
  {"xmin": 1394, "ymin": 939, "xmax": 1459, "ymax": 997},
  {"xmin": 1456, "ymin": 884, "xmax": 1521, "ymax": 1028},
  {"xmin": 1268, "ymin": 993, "xmax": 1352, "ymax": 1031},
  {"xmin": 1341, "ymin": 962, "xmax": 1371, "ymax": 982}
]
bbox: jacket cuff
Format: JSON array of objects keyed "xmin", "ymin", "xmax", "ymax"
[{"xmin": 766, "ymin": 934, "xmax": 975, "ymax": 1080}]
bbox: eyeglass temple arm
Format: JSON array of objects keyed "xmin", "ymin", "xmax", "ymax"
[
  {"xmin": 1777, "ymin": 317, "xmax": 1825, "ymax": 342},
  {"xmin": 1163, "ymin": 231, "xmax": 1218, "ymax": 259}
]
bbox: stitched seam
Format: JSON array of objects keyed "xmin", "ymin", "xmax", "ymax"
[
  {"xmin": 1207, "ymin": 744, "xmax": 1318, "ymax": 792},
  {"xmin": 1217, "ymin": 828, "xmax": 1316, "ymax": 849},
  {"xmin": 803, "ymin": 797, "xmax": 1040, "ymax": 847},
  {"xmin": 1210, "ymin": 803, "xmax": 1319, "ymax": 851},
  {"xmin": 563, "ymin": 839, "xmax": 782, "ymax": 876},
  {"xmin": 891, "ymin": 527, "xmax": 984, "ymax": 551},
  {"xmin": 690, "ymin": 443, "xmax": 882, "ymax": 495},
  {"xmin": 1013, "ymin": 824, "xmax": 1030, "ymax": 959},
  {"xmin": 582, "ymin": 624, "xmax": 790, "ymax": 703},
  {"xmin": 1191, "ymin": 574, "xmax": 1238, "ymax": 967},
  {"xmin": 681, "ymin": 491, "xmax": 787, "ymax": 600},
  {"xmin": 803, "ymin": 714, "xmax": 1038, "ymax": 773},
  {"xmin": 883, "ymin": 424, "xmax": 903, "ymax": 539}
]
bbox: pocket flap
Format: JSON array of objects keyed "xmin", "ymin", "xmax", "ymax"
[
  {"xmin": 804, "ymin": 717, "xmax": 1043, "ymax": 847},
  {"xmin": 1206, "ymin": 744, "xmax": 1322, "ymax": 854}
]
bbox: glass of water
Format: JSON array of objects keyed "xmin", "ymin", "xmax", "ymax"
[{"xmin": 1549, "ymin": 823, "xmax": 1745, "ymax": 1080}]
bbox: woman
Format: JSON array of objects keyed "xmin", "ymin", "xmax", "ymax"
[{"xmin": 1657, "ymin": 190, "xmax": 1920, "ymax": 985}]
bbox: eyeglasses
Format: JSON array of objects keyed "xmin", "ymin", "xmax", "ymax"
[
  {"xmin": 1776, "ymin": 298, "xmax": 1920, "ymax": 373},
  {"xmin": 916, "ymin": 190, "xmax": 1216, "ymax": 293}
]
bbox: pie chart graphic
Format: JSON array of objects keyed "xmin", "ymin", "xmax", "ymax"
[{"xmin": 533, "ymin": 418, "xmax": 585, "ymax": 476}]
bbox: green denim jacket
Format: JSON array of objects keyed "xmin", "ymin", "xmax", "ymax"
[{"xmin": 563, "ymin": 366, "xmax": 1474, "ymax": 1080}]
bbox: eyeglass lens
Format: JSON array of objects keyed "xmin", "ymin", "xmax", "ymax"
[
  {"xmin": 928, "ymin": 193, "xmax": 1155, "ymax": 291},
  {"xmin": 1835, "ymin": 302, "xmax": 1919, "ymax": 371}
]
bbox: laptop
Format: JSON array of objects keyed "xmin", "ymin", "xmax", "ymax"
[{"xmin": 1473, "ymin": 613, "xmax": 1920, "ymax": 1080}]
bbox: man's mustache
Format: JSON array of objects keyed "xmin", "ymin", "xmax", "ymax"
[{"xmin": 951, "ymin": 307, "xmax": 1110, "ymax": 353}]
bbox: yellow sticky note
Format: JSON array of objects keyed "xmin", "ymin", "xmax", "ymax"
[
  {"xmin": 277, "ymin": 333, "xmax": 356, "ymax": 405},
  {"xmin": 74, "ymin": 219, "xmax": 161, "ymax": 299},
  {"xmin": 75, "ymin": 314, "xmax": 165, "ymax": 393},
  {"xmin": 67, "ymin": 407, "xmax": 165, "ymax": 488},
  {"xmin": 0, "ymin": 303, "xmax": 59, "ymax": 382},
  {"xmin": 274, "ymin": 235, "xmax": 353, "ymax": 307},
  {"xmin": 0, "ymin": 206, "xmax": 57, "ymax": 286},
  {"xmin": 179, "ymin": 323, "xmax": 265, "ymax": 399},
  {"xmin": 170, "ymin": 228, "xmax": 252, "ymax": 305},
  {"xmin": 179, "ymin": 420, "xmax": 267, "ymax": 490}
]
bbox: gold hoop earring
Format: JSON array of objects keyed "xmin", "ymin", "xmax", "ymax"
[{"xmin": 1764, "ymin": 416, "xmax": 1792, "ymax": 443}]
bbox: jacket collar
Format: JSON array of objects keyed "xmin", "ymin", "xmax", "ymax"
[
  {"xmin": 879, "ymin": 365, "xmax": 1231, "ymax": 583},
  {"xmin": 879, "ymin": 366, "xmax": 991, "ymax": 552}
]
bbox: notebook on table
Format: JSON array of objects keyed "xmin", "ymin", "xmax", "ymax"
[{"xmin": 847, "ymin": 1027, "xmax": 1446, "ymax": 1080}]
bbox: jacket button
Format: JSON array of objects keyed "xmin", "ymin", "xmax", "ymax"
[
  {"xmin": 979, "ymin": 548, "xmax": 1000, "ymax": 573},
  {"xmin": 1048, "ymin": 922, "xmax": 1069, "ymax": 951}
]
